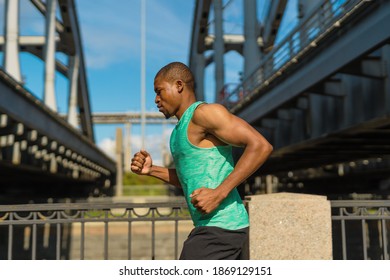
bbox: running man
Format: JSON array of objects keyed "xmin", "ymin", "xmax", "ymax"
[{"xmin": 131, "ymin": 62, "xmax": 273, "ymax": 259}]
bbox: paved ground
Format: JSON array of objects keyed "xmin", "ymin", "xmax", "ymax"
[{"xmin": 69, "ymin": 221, "xmax": 193, "ymax": 260}]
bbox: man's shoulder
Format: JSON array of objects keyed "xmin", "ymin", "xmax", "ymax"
[
  {"xmin": 192, "ymin": 103, "xmax": 230, "ymax": 126},
  {"xmin": 194, "ymin": 102, "xmax": 227, "ymax": 116}
]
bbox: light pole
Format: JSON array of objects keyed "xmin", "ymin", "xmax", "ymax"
[{"xmin": 140, "ymin": 0, "xmax": 146, "ymax": 150}]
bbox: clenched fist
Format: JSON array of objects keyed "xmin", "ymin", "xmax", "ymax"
[{"xmin": 130, "ymin": 150, "xmax": 153, "ymax": 175}]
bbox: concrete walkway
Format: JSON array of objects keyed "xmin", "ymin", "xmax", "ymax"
[{"xmin": 69, "ymin": 221, "xmax": 193, "ymax": 260}]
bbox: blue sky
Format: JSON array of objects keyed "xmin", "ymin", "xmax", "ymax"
[{"xmin": 0, "ymin": 0, "xmax": 298, "ymax": 164}]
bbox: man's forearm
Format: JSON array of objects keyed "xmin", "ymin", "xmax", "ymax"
[
  {"xmin": 190, "ymin": 142, "xmax": 272, "ymax": 215},
  {"xmin": 217, "ymin": 142, "xmax": 273, "ymax": 198},
  {"xmin": 149, "ymin": 166, "xmax": 182, "ymax": 188}
]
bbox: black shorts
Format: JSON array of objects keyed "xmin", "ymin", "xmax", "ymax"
[{"xmin": 179, "ymin": 226, "xmax": 249, "ymax": 260}]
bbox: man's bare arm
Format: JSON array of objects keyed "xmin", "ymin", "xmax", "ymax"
[
  {"xmin": 190, "ymin": 104, "xmax": 273, "ymax": 214},
  {"xmin": 131, "ymin": 150, "xmax": 181, "ymax": 188},
  {"xmin": 149, "ymin": 166, "xmax": 182, "ymax": 188}
]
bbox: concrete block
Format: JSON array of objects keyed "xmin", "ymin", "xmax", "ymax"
[{"xmin": 246, "ymin": 192, "xmax": 332, "ymax": 260}]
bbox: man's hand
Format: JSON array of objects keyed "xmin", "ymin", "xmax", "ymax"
[
  {"xmin": 190, "ymin": 187, "xmax": 226, "ymax": 214},
  {"xmin": 131, "ymin": 150, "xmax": 152, "ymax": 175}
]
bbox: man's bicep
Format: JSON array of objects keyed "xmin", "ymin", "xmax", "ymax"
[{"xmin": 205, "ymin": 107, "xmax": 256, "ymax": 147}]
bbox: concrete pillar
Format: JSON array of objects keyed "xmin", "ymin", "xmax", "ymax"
[
  {"xmin": 49, "ymin": 153, "xmax": 58, "ymax": 173},
  {"xmin": 243, "ymin": 0, "xmax": 261, "ymax": 78},
  {"xmin": 43, "ymin": 0, "xmax": 57, "ymax": 111},
  {"xmin": 12, "ymin": 141, "xmax": 21, "ymax": 165},
  {"xmin": 3, "ymin": 0, "xmax": 22, "ymax": 82},
  {"xmin": 161, "ymin": 121, "xmax": 169, "ymax": 166},
  {"xmin": 213, "ymin": 0, "xmax": 225, "ymax": 101},
  {"xmin": 115, "ymin": 127, "xmax": 123, "ymax": 197},
  {"xmin": 265, "ymin": 175, "xmax": 274, "ymax": 194},
  {"xmin": 11, "ymin": 123, "xmax": 24, "ymax": 165},
  {"xmin": 247, "ymin": 192, "xmax": 333, "ymax": 259},
  {"xmin": 124, "ymin": 123, "xmax": 131, "ymax": 172}
]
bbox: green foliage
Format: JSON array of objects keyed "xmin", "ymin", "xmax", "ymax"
[
  {"xmin": 123, "ymin": 172, "xmax": 163, "ymax": 186},
  {"xmin": 123, "ymin": 185, "xmax": 169, "ymax": 196},
  {"xmin": 122, "ymin": 172, "xmax": 168, "ymax": 196}
]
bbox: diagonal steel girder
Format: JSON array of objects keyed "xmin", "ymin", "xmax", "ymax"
[
  {"xmin": 235, "ymin": 1, "xmax": 390, "ymax": 174},
  {"xmin": 0, "ymin": 0, "xmax": 94, "ymax": 141},
  {"xmin": 0, "ymin": 69, "xmax": 115, "ymax": 175},
  {"xmin": 237, "ymin": 1, "xmax": 390, "ymax": 124}
]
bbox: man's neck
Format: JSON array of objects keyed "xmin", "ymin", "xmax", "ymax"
[{"xmin": 175, "ymin": 96, "xmax": 197, "ymax": 120}]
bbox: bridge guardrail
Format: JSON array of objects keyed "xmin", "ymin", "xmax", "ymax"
[
  {"xmin": 0, "ymin": 199, "xmax": 389, "ymax": 260},
  {"xmin": 221, "ymin": 0, "xmax": 371, "ymax": 112},
  {"xmin": 331, "ymin": 200, "xmax": 390, "ymax": 260},
  {"xmin": 0, "ymin": 201, "xmax": 191, "ymax": 260}
]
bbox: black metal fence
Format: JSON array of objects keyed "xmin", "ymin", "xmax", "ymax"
[
  {"xmin": 331, "ymin": 200, "xmax": 390, "ymax": 260},
  {"xmin": 0, "ymin": 199, "xmax": 389, "ymax": 260},
  {"xmin": 0, "ymin": 201, "xmax": 192, "ymax": 260}
]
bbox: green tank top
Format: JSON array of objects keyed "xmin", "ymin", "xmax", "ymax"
[{"xmin": 169, "ymin": 101, "xmax": 249, "ymax": 230}]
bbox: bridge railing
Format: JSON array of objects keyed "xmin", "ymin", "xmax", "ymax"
[
  {"xmin": 331, "ymin": 200, "xmax": 390, "ymax": 260},
  {"xmin": 0, "ymin": 201, "xmax": 192, "ymax": 260},
  {"xmin": 221, "ymin": 0, "xmax": 370, "ymax": 112},
  {"xmin": 0, "ymin": 199, "xmax": 389, "ymax": 260}
]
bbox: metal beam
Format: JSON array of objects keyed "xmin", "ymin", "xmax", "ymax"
[
  {"xmin": 1, "ymin": 1, "xmax": 96, "ymax": 140},
  {"xmin": 262, "ymin": 0, "xmax": 288, "ymax": 50},
  {"xmin": 243, "ymin": 0, "xmax": 262, "ymax": 78},
  {"xmin": 341, "ymin": 56, "xmax": 387, "ymax": 79},
  {"xmin": 29, "ymin": 0, "xmax": 65, "ymax": 33},
  {"xmin": 91, "ymin": 112, "xmax": 177, "ymax": 125},
  {"xmin": 43, "ymin": 0, "xmax": 57, "ymax": 112},
  {"xmin": 204, "ymin": 34, "xmax": 245, "ymax": 58},
  {"xmin": 213, "ymin": 0, "xmax": 225, "ymax": 99},
  {"xmin": 189, "ymin": 0, "xmax": 211, "ymax": 100},
  {"xmin": 67, "ymin": 55, "xmax": 79, "ymax": 127},
  {"xmin": 59, "ymin": 0, "xmax": 94, "ymax": 141},
  {"xmin": 237, "ymin": 1, "xmax": 389, "ymax": 125},
  {"xmin": 0, "ymin": 70, "xmax": 115, "ymax": 173},
  {"xmin": 260, "ymin": 116, "xmax": 390, "ymax": 173},
  {"xmin": 3, "ymin": 0, "xmax": 22, "ymax": 82}
]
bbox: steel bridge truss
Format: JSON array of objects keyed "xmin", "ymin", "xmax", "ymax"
[
  {"xmin": 0, "ymin": 0, "xmax": 116, "ymax": 200},
  {"xmin": 190, "ymin": 0, "xmax": 390, "ymax": 195},
  {"xmin": 0, "ymin": 0, "xmax": 93, "ymax": 139}
]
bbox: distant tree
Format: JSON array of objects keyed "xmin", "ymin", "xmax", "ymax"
[{"xmin": 123, "ymin": 172, "xmax": 163, "ymax": 185}]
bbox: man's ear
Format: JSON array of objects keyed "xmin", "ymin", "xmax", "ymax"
[{"xmin": 176, "ymin": 80, "xmax": 184, "ymax": 93}]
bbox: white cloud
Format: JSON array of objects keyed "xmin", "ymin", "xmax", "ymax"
[
  {"xmin": 75, "ymin": 0, "xmax": 194, "ymax": 70},
  {"xmin": 81, "ymin": 26, "xmax": 135, "ymax": 69},
  {"xmin": 98, "ymin": 138, "xmax": 116, "ymax": 160},
  {"xmin": 2, "ymin": 0, "xmax": 194, "ymax": 71},
  {"xmin": 76, "ymin": 0, "xmax": 140, "ymax": 69},
  {"xmin": 143, "ymin": 0, "xmax": 194, "ymax": 64},
  {"xmin": 129, "ymin": 132, "xmax": 172, "ymax": 167},
  {"xmin": 98, "ymin": 128, "xmax": 174, "ymax": 168}
]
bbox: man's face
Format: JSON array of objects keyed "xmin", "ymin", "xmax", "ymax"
[{"xmin": 154, "ymin": 76, "xmax": 179, "ymax": 119}]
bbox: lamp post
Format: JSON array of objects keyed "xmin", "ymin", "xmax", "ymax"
[{"xmin": 140, "ymin": 0, "xmax": 146, "ymax": 150}]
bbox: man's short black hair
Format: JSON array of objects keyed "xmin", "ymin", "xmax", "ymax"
[{"xmin": 155, "ymin": 62, "xmax": 195, "ymax": 92}]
